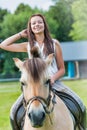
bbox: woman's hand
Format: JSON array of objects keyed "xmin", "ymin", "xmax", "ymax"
[
  {"xmin": 19, "ymin": 29, "xmax": 28, "ymax": 39},
  {"xmin": 50, "ymin": 75, "xmax": 55, "ymax": 85}
]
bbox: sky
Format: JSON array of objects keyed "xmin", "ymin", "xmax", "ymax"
[{"xmin": 0, "ymin": 0, "xmax": 54, "ymax": 13}]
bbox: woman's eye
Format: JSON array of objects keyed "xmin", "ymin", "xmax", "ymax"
[
  {"xmin": 32, "ymin": 22, "xmax": 35, "ymax": 25},
  {"xmin": 38, "ymin": 21, "xmax": 43, "ymax": 24},
  {"xmin": 31, "ymin": 22, "xmax": 36, "ymax": 25}
]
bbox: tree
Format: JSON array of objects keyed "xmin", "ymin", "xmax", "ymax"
[
  {"xmin": 0, "ymin": 11, "xmax": 29, "ymax": 75},
  {"xmin": 0, "ymin": 13, "xmax": 28, "ymax": 38},
  {"xmin": 48, "ymin": 0, "xmax": 74, "ymax": 41},
  {"xmin": 14, "ymin": 3, "xmax": 43, "ymax": 15},
  {"xmin": 14, "ymin": 3, "xmax": 32, "ymax": 14},
  {"xmin": 44, "ymin": 12, "xmax": 59, "ymax": 38},
  {"xmin": 0, "ymin": 3, "xmax": 43, "ymax": 39},
  {"xmin": 0, "ymin": 7, "xmax": 32, "ymax": 76},
  {"xmin": 0, "ymin": 8, "xmax": 10, "ymax": 40},
  {"xmin": 0, "ymin": 8, "xmax": 9, "ymax": 23},
  {"xmin": 69, "ymin": 0, "xmax": 87, "ymax": 40}
]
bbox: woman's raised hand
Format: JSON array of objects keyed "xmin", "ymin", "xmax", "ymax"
[{"xmin": 19, "ymin": 29, "xmax": 28, "ymax": 39}]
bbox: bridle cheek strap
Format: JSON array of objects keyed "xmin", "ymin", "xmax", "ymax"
[{"xmin": 44, "ymin": 91, "xmax": 56, "ymax": 114}]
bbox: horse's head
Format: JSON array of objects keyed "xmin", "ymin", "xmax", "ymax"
[{"xmin": 13, "ymin": 53, "xmax": 54, "ymax": 127}]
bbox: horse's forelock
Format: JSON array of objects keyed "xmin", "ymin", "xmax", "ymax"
[
  {"xmin": 23, "ymin": 58, "xmax": 46, "ymax": 81},
  {"xmin": 30, "ymin": 46, "xmax": 40, "ymax": 58}
]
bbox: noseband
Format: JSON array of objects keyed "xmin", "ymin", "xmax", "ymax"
[{"xmin": 23, "ymin": 80, "xmax": 56, "ymax": 114}]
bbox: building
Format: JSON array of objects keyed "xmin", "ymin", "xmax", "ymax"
[{"xmin": 61, "ymin": 41, "xmax": 87, "ymax": 79}]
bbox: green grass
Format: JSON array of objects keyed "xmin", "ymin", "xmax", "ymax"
[
  {"xmin": 0, "ymin": 80, "xmax": 87, "ymax": 130},
  {"xmin": 62, "ymin": 79, "xmax": 87, "ymax": 107},
  {"xmin": 0, "ymin": 81, "xmax": 21, "ymax": 130}
]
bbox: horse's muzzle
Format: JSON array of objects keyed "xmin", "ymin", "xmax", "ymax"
[{"xmin": 28, "ymin": 110, "xmax": 46, "ymax": 127}]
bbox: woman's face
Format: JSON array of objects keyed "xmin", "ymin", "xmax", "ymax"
[{"xmin": 30, "ymin": 16, "xmax": 44, "ymax": 34}]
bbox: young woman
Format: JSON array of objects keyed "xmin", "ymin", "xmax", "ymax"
[{"xmin": 0, "ymin": 14, "xmax": 86, "ymax": 130}]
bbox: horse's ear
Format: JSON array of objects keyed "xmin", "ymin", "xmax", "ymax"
[
  {"xmin": 13, "ymin": 58, "xmax": 23, "ymax": 70},
  {"xmin": 45, "ymin": 53, "xmax": 54, "ymax": 66}
]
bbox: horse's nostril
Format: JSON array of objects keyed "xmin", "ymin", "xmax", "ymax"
[
  {"xmin": 28, "ymin": 113, "xmax": 31, "ymax": 120},
  {"xmin": 28, "ymin": 111, "xmax": 46, "ymax": 124},
  {"xmin": 41, "ymin": 112, "xmax": 45, "ymax": 120}
]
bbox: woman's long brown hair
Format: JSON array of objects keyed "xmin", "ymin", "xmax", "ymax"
[{"xmin": 27, "ymin": 13, "xmax": 54, "ymax": 56}]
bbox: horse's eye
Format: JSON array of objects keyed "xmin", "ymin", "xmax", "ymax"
[
  {"xmin": 21, "ymin": 82, "xmax": 25, "ymax": 86},
  {"xmin": 21, "ymin": 82, "xmax": 26, "ymax": 91}
]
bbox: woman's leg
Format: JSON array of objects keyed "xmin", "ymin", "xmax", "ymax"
[
  {"xmin": 52, "ymin": 80, "xmax": 86, "ymax": 130},
  {"xmin": 10, "ymin": 94, "xmax": 25, "ymax": 130}
]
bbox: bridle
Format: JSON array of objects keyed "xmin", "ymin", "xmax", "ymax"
[{"xmin": 23, "ymin": 79, "xmax": 56, "ymax": 115}]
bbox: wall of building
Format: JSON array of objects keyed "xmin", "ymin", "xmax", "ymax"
[{"xmin": 79, "ymin": 61, "xmax": 87, "ymax": 78}]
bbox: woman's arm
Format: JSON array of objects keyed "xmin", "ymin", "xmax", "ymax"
[
  {"xmin": 50, "ymin": 40, "xmax": 65, "ymax": 84},
  {"xmin": 0, "ymin": 29, "xmax": 28, "ymax": 52}
]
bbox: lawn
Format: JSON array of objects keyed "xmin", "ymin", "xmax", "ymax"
[
  {"xmin": 0, "ymin": 81, "xmax": 21, "ymax": 130},
  {"xmin": 0, "ymin": 79, "xmax": 87, "ymax": 130}
]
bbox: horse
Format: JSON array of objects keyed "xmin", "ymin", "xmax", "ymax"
[{"xmin": 13, "ymin": 53, "xmax": 74, "ymax": 130}]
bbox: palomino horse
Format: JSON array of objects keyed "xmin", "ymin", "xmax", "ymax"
[{"xmin": 13, "ymin": 54, "xmax": 74, "ymax": 130}]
